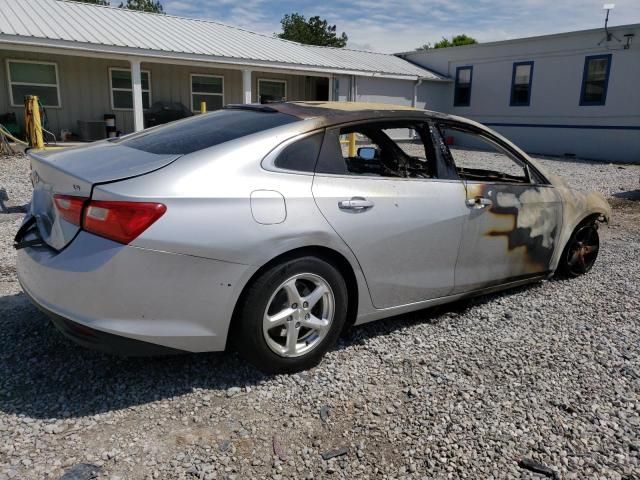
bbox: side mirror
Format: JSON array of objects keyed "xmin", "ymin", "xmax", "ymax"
[{"xmin": 357, "ymin": 147, "xmax": 377, "ymax": 160}]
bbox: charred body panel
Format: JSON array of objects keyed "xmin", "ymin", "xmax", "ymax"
[
  {"xmin": 546, "ymin": 175, "xmax": 611, "ymax": 271},
  {"xmin": 478, "ymin": 183, "xmax": 561, "ymax": 270},
  {"xmin": 454, "ymin": 182, "xmax": 562, "ymax": 293}
]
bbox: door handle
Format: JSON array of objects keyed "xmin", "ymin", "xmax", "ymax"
[
  {"xmin": 338, "ymin": 197, "xmax": 374, "ymax": 211},
  {"xmin": 466, "ymin": 196, "xmax": 493, "ymax": 209}
]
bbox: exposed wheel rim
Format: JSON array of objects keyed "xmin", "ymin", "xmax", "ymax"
[
  {"xmin": 565, "ymin": 225, "xmax": 599, "ymax": 276},
  {"xmin": 262, "ymin": 273, "xmax": 335, "ymax": 358}
]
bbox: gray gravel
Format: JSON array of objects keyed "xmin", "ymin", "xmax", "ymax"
[{"xmin": 1, "ymin": 152, "xmax": 639, "ymax": 480}]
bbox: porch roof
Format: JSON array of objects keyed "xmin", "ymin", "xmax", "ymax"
[{"xmin": 0, "ymin": 0, "xmax": 444, "ymax": 81}]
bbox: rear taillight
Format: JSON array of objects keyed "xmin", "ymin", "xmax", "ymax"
[
  {"xmin": 53, "ymin": 194, "xmax": 87, "ymax": 226},
  {"xmin": 83, "ymin": 201, "xmax": 166, "ymax": 244}
]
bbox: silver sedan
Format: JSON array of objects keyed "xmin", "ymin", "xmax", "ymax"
[{"xmin": 15, "ymin": 102, "xmax": 611, "ymax": 373}]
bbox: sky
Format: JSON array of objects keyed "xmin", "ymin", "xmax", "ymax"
[{"xmin": 161, "ymin": 0, "xmax": 640, "ymax": 53}]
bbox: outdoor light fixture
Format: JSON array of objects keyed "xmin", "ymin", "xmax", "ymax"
[{"xmin": 623, "ymin": 33, "xmax": 634, "ymax": 49}]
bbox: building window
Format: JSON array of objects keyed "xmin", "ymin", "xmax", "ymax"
[
  {"xmin": 109, "ymin": 68, "xmax": 151, "ymax": 110},
  {"xmin": 510, "ymin": 61, "xmax": 534, "ymax": 106},
  {"xmin": 7, "ymin": 60, "xmax": 60, "ymax": 107},
  {"xmin": 258, "ymin": 79, "xmax": 287, "ymax": 103},
  {"xmin": 580, "ymin": 54, "xmax": 612, "ymax": 106},
  {"xmin": 190, "ymin": 74, "xmax": 224, "ymax": 112},
  {"xmin": 453, "ymin": 66, "xmax": 472, "ymax": 107}
]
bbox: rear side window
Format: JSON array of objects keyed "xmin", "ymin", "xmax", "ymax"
[
  {"xmin": 316, "ymin": 121, "xmax": 438, "ymax": 179},
  {"xmin": 117, "ymin": 109, "xmax": 299, "ymax": 155},
  {"xmin": 274, "ymin": 132, "xmax": 324, "ymax": 172}
]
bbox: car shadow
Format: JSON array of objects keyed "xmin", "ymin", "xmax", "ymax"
[
  {"xmin": 337, "ymin": 283, "xmax": 537, "ymax": 351},
  {"xmin": 0, "ymin": 283, "xmax": 537, "ymax": 420},
  {"xmin": 0, "ymin": 292, "xmax": 266, "ymax": 419},
  {"xmin": 612, "ymin": 189, "xmax": 640, "ymax": 201}
]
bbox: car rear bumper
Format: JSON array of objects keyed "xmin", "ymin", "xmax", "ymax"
[
  {"xmin": 17, "ymin": 231, "xmax": 252, "ymax": 354},
  {"xmin": 24, "ymin": 287, "xmax": 182, "ymax": 356}
]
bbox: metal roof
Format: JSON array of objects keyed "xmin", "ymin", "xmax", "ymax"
[
  {"xmin": 0, "ymin": 0, "xmax": 443, "ymax": 80},
  {"xmin": 396, "ymin": 23, "xmax": 640, "ymax": 56}
]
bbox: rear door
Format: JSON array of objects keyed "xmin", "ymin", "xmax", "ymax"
[
  {"xmin": 312, "ymin": 119, "xmax": 468, "ymax": 309},
  {"xmin": 434, "ymin": 122, "xmax": 563, "ymax": 293}
]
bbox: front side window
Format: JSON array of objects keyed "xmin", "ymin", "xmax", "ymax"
[
  {"xmin": 437, "ymin": 124, "xmax": 531, "ymax": 184},
  {"xmin": 110, "ymin": 68, "xmax": 151, "ymax": 110},
  {"xmin": 316, "ymin": 122, "xmax": 437, "ymax": 179},
  {"xmin": 191, "ymin": 74, "xmax": 224, "ymax": 112},
  {"xmin": 258, "ymin": 79, "xmax": 287, "ymax": 103},
  {"xmin": 454, "ymin": 66, "xmax": 473, "ymax": 107},
  {"xmin": 510, "ymin": 61, "xmax": 534, "ymax": 106},
  {"xmin": 7, "ymin": 60, "xmax": 60, "ymax": 107},
  {"xmin": 580, "ymin": 54, "xmax": 612, "ymax": 106}
]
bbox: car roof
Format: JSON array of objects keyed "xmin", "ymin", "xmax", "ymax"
[{"xmin": 225, "ymin": 101, "xmax": 454, "ymax": 126}]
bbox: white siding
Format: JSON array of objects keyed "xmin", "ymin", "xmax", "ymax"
[{"xmin": 403, "ymin": 24, "xmax": 640, "ymax": 162}]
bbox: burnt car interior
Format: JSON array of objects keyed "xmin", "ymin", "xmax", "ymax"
[
  {"xmin": 338, "ymin": 122, "xmax": 437, "ymax": 179},
  {"xmin": 436, "ymin": 124, "xmax": 532, "ymax": 184}
]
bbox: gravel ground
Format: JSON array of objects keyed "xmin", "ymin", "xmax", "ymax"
[{"xmin": 1, "ymin": 151, "xmax": 639, "ymax": 480}]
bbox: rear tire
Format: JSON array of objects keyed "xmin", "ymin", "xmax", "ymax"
[
  {"xmin": 234, "ymin": 256, "xmax": 348, "ymax": 374},
  {"xmin": 557, "ymin": 222, "xmax": 600, "ymax": 278}
]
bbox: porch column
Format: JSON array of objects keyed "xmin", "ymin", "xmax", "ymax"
[
  {"xmin": 242, "ymin": 68, "xmax": 252, "ymax": 104},
  {"xmin": 130, "ymin": 59, "xmax": 144, "ymax": 132}
]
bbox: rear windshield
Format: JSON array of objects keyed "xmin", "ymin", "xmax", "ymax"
[{"xmin": 116, "ymin": 109, "xmax": 299, "ymax": 155}]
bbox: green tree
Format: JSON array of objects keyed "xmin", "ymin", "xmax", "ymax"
[
  {"xmin": 72, "ymin": 0, "xmax": 109, "ymax": 5},
  {"xmin": 277, "ymin": 13, "xmax": 348, "ymax": 48},
  {"xmin": 118, "ymin": 0, "xmax": 164, "ymax": 13},
  {"xmin": 416, "ymin": 34, "xmax": 478, "ymax": 51}
]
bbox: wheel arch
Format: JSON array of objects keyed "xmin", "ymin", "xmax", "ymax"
[
  {"xmin": 553, "ymin": 211, "xmax": 604, "ymax": 275},
  {"xmin": 227, "ymin": 245, "xmax": 360, "ymax": 348}
]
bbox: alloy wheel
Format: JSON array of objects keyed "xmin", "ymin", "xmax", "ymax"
[{"xmin": 262, "ymin": 273, "xmax": 335, "ymax": 358}]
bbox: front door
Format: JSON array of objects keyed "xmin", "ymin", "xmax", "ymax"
[
  {"xmin": 434, "ymin": 122, "xmax": 563, "ymax": 293},
  {"xmin": 312, "ymin": 120, "xmax": 468, "ymax": 309}
]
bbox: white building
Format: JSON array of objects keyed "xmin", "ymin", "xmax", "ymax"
[
  {"xmin": 0, "ymin": 0, "xmax": 637, "ymax": 163},
  {"xmin": 0, "ymin": 0, "xmax": 444, "ymax": 136},
  {"xmin": 399, "ymin": 24, "xmax": 640, "ymax": 163}
]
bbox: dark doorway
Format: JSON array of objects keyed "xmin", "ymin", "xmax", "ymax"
[{"xmin": 307, "ymin": 77, "xmax": 329, "ymax": 101}]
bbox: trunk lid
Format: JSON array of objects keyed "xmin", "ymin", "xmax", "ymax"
[{"xmin": 29, "ymin": 141, "xmax": 180, "ymax": 250}]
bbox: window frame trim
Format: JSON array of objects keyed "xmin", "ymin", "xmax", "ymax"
[
  {"xmin": 434, "ymin": 120, "xmax": 550, "ymax": 186},
  {"xmin": 258, "ymin": 78, "xmax": 287, "ymax": 102},
  {"xmin": 261, "ymin": 129, "xmax": 325, "ymax": 176},
  {"xmin": 453, "ymin": 65, "xmax": 473, "ymax": 107},
  {"xmin": 190, "ymin": 73, "xmax": 225, "ymax": 112},
  {"xmin": 7, "ymin": 59, "xmax": 61, "ymax": 108},
  {"xmin": 579, "ymin": 54, "xmax": 612, "ymax": 107},
  {"xmin": 109, "ymin": 67, "xmax": 152, "ymax": 111},
  {"xmin": 509, "ymin": 61, "xmax": 534, "ymax": 107},
  {"xmin": 314, "ymin": 118, "xmax": 448, "ymax": 181}
]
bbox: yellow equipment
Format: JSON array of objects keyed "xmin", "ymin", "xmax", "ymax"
[
  {"xmin": 24, "ymin": 95, "xmax": 44, "ymax": 149},
  {"xmin": 339, "ymin": 133, "xmax": 357, "ymax": 157},
  {"xmin": 200, "ymin": 101, "xmax": 207, "ymax": 114},
  {"xmin": 348, "ymin": 132, "xmax": 356, "ymax": 157}
]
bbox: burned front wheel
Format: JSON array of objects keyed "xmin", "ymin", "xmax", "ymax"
[{"xmin": 558, "ymin": 223, "xmax": 600, "ymax": 277}]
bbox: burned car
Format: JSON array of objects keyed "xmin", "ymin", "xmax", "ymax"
[{"xmin": 15, "ymin": 102, "xmax": 610, "ymax": 373}]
